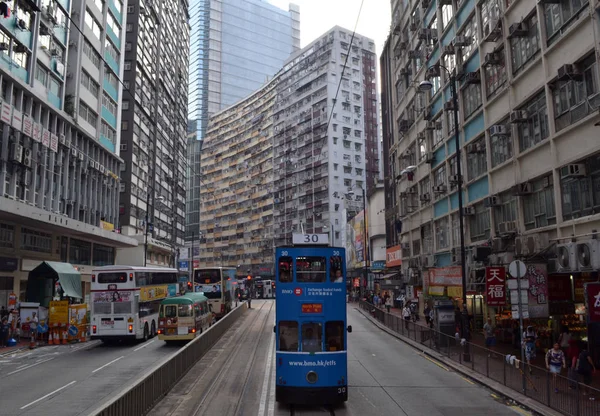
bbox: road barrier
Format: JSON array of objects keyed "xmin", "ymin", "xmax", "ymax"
[{"xmin": 88, "ymin": 303, "xmax": 248, "ymax": 416}]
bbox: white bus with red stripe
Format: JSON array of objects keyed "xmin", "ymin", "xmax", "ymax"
[{"xmin": 90, "ymin": 266, "xmax": 180, "ymax": 342}]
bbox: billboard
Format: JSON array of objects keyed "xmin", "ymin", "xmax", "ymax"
[
  {"xmin": 386, "ymin": 245, "xmax": 401, "ymax": 267},
  {"xmin": 345, "ymin": 210, "xmax": 367, "ymax": 270}
]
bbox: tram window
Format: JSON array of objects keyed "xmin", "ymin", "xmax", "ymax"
[
  {"xmin": 279, "ymin": 321, "xmax": 299, "ymax": 351},
  {"xmin": 279, "ymin": 257, "xmax": 293, "ymax": 283},
  {"xmin": 330, "ymin": 256, "xmax": 344, "ymax": 283},
  {"xmin": 325, "ymin": 321, "xmax": 345, "ymax": 351},
  {"xmin": 296, "ymin": 257, "xmax": 327, "ymax": 283},
  {"xmin": 301, "ymin": 322, "xmax": 323, "ymax": 352}
]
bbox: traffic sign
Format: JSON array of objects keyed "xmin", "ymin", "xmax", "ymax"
[
  {"xmin": 509, "ymin": 260, "xmax": 527, "ymax": 278},
  {"xmin": 68, "ymin": 325, "xmax": 79, "ymax": 336},
  {"xmin": 292, "ymin": 233, "xmax": 329, "ymax": 245}
]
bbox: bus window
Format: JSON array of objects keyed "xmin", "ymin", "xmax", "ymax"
[
  {"xmin": 279, "ymin": 257, "xmax": 293, "ymax": 283},
  {"xmin": 330, "ymin": 256, "xmax": 345, "ymax": 283},
  {"xmin": 178, "ymin": 305, "xmax": 192, "ymax": 317},
  {"xmin": 279, "ymin": 321, "xmax": 298, "ymax": 351},
  {"xmin": 98, "ymin": 273, "xmax": 127, "ymax": 284},
  {"xmin": 296, "ymin": 257, "xmax": 326, "ymax": 283},
  {"xmin": 136, "ymin": 272, "xmax": 149, "ymax": 286},
  {"xmin": 160, "ymin": 305, "xmax": 177, "ymax": 318},
  {"xmin": 301, "ymin": 322, "xmax": 323, "ymax": 352},
  {"xmin": 325, "ymin": 321, "xmax": 345, "ymax": 351},
  {"xmin": 194, "ymin": 304, "xmax": 200, "ymax": 315}
]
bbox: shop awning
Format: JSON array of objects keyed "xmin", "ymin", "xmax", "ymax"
[
  {"xmin": 379, "ymin": 273, "xmax": 401, "ymax": 280},
  {"xmin": 45, "ymin": 262, "xmax": 82, "ymax": 299},
  {"xmin": 26, "ymin": 261, "xmax": 82, "ymax": 306}
]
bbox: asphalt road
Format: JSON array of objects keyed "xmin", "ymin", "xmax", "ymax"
[
  {"xmin": 149, "ymin": 302, "xmax": 533, "ymax": 416},
  {"xmin": 0, "ymin": 330, "xmax": 181, "ymax": 415}
]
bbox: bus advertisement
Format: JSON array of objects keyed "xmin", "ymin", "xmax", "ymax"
[
  {"xmin": 90, "ymin": 266, "xmax": 180, "ymax": 342},
  {"xmin": 193, "ymin": 267, "xmax": 235, "ymax": 319}
]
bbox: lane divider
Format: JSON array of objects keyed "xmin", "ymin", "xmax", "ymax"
[
  {"xmin": 257, "ymin": 333, "xmax": 275, "ymax": 415},
  {"xmin": 20, "ymin": 380, "xmax": 77, "ymax": 409},
  {"xmin": 92, "ymin": 356, "xmax": 124, "ymax": 373},
  {"xmin": 133, "ymin": 340, "xmax": 155, "ymax": 352},
  {"xmin": 418, "ymin": 353, "xmax": 450, "ymax": 371},
  {"xmin": 7, "ymin": 357, "xmax": 56, "ymax": 376}
]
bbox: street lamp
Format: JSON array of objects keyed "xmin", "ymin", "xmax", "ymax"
[
  {"xmin": 419, "ymin": 65, "xmax": 471, "ymax": 359},
  {"xmin": 349, "ymin": 187, "xmax": 368, "ymax": 299},
  {"xmin": 144, "ymin": 193, "xmax": 165, "ymax": 267}
]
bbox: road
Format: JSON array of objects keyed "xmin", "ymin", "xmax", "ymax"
[
  {"xmin": 0, "ymin": 331, "xmax": 181, "ymax": 415},
  {"xmin": 150, "ymin": 301, "xmax": 532, "ymax": 416}
]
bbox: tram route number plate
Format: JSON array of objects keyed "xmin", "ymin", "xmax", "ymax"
[
  {"xmin": 292, "ymin": 233, "xmax": 329, "ymax": 245},
  {"xmin": 301, "ymin": 303, "xmax": 323, "ymax": 314}
]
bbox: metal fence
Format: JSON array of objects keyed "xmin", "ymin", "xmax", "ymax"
[
  {"xmin": 359, "ymin": 301, "xmax": 600, "ymax": 416},
  {"xmin": 88, "ymin": 304, "xmax": 248, "ymax": 416}
]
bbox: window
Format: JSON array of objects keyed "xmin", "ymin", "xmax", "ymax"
[
  {"xmin": 104, "ymin": 68, "xmax": 119, "ymax": 90},
  {"xmin": 121, "ymin": 120, "xmax": 128, "ymax": 130},
  {"xmin": 560, "ymin": 156, "xmax": 600, "ymax": 221},
  {"xmin": 433, "ymin": 165, "xmax": 446, "ymax": 188},
  {"xmin": 544, "ymin": 0, "xmax": 589, "ymax": 45},
  {"xmin": 122, "ymin": 100, "xmax": 129, "ymax": 110},
  {"xmin": 84, "ymin": 9, "xmax": 102, "ymax": 39},
  {"xmin": 93, "ymin": 243, "xmax": 114, "ymax": 266},
  {"xmin": 296, "ymin": 256, "xmax": 326, "ymax": 283},
  {"xmin": 330, "ymin": 256, "xmax": 344, "ymax": 283},
  {"xmin": 466, "ymin": 138, "xmax": 487, "ymax": 180},
  {"xmin": 94, "ymin": 0, "xmax": 104, "ymax": 11},
  {"xmin": 435, "ymin": 216, "xmax": 449, "ymax": 250},
  {"xmin": 13, "ymin": 51, "xmax": 29, "ymax": 70},
  {"xmin": 279, "ymin": 256, "xmax": 292, "ymax": 282},
  {"xmin": 104, "ymin": 38, "xmax": 120, "ymax": 64},
  {"xmin": 484, "ymin": 49, "xmax": 507, "ymax": 97},
  {"xmin": 325, "ymin": 321, "xmax": 345, "ymax": 351},
  {"xmin": 462, "ymin": 83, "xmax": 482, "ymax": 118},
  {"xmin": 83, "ymin": 40, "xmax": 101, "ymax": 68},
  {"xmin": 35, "ymin": 65, "xmax": 48, "ymax": 86},
  {"xmin": 493, "ymin": 193, "xmax": 517, "ymax": 233},
  {"xmin": 469, "ymin": 203, "xmax": 491, "ymax": 241},
  {"xmin": 81, "ymin": 70, "xmax": 100, "ymax": 96},
  {"xmin": 102, "ymin": 92, "xmax": 117, "ymax": 117},
  {"xmin": 79, "ymin": 101, "xmax": 98, "ymax": 126},
  {"xmin": 516, "ymin": 91, "xmax": 549, "ymax": 152},
  {"xmin": 447, "ymin": 106, "xmax": 460, "ymax": 135},
  {"xmin": 101, "ymin": 121, "xmax": 117, "ymax": 144},
  {"xmin": 70, "ymin": 238, "xmax": 92, "ymax": 265},
  {"xmin": 20, "ymin": 227, "xmax": 52, "ymax": 253},
  {"xmin": 279, "ymin": 321, "xmax": 298, "ymax": 351},
  {"xmin": 523, "ymin": 175, "xmax": 556, "ymax": 229},
  {"xmin": 458, "ymin": 16, "xmax": 478, "ymax": 61},
  {"xmin": 301, "ymin": 322, "xmax": 323, "ymax": 352},
  {"xmin": 0, "ymin": 222, "xmax": 14, "ymax": 248},
  {"xmin": 124, "ymin": 61, "xmax": 131, "ymax": 70},
  {"xmin": 430, "ymin": 118, "xmax": 444, "ymax": 149},
  {"xmin": 441, "ymin": 5, "xmax": 454, "ymax": 30},
  {"xmin": 480, "ymin": 0, "xmax": 501, "ymax": 36},
  {"xmin": 420, "ymin": 176, "xmax": 431, "ymax": 205},
  {"xmin": 510, "ymin": 13, "xmax": 540, "ymax": 75},
  {"xmin": 106, "ymin": 12, "xmax": 121, "ymax": 39},
  {"xmin": 418, "ymin": 134, "xmax": 428, "ymax": 162},
  {"xmin": 553, "ymin": 54, "xmax": 599, "ymax": 132},
  {"xmin": 490, "ymin": 123, "xmax": 513, "ymax": 167}
]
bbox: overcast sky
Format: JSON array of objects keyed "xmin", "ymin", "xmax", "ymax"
[{"xmin": 268, "ymin": 0, "xmax": 392, "ymax": 55}]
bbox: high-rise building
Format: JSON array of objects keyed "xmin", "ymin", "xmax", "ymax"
[
  {"xmin": 381, "ymin": 0, "xmax": 600, "ymax": 293},
  {"xmin": 0, "ymin": 0, "xmax": 137, "ymax": 305},
  {"xmin": 115, "ymin": 0, "xmax": 190, "ymax": 267},
  {"xmin": 198, "ymin": 26, "xmax": 380, "ymax": 277},
  {"xmin": 184, "ymin": 0, "xmax": 300, "ymax": 268}
]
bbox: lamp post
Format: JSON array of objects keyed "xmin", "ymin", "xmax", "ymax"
[
  {"xmin": 419, "ymin": 66, "xmax": 470, "ymax": 360},
  {"xmin": 144, "ymin": 192, "xmax": 165, "ymax": 267}
]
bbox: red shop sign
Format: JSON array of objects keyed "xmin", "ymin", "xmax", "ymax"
[{"xmin": 486, "ymin": 267, "xmax": 506, "ymax": 307}]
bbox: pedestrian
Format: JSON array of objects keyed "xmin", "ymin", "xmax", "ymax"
[
  {"xmin": 483, "ymin": 318, "xmax": 496, "ymax": 357},
  {"xmin": 546, "ymin": 342, "xmax": 566, "ymax": 393},
  {"xmin": 402, "ymin": 304, "xmax": 411, "ymax": 330},
  {"xmin": 428, "ymin": 308, "xmax": 434, "ymax": 329},
  {"xmin": 0, "ymin": 317, "xmax": 9, "ymax": 347},
  {"xmin": 558, "ymin": 326, "xmax": 571, "ymax": 352},
  {"xmin": 522, "ymin": 325, "xmax": 537, "ymax": 374},
  {"xmin": 577, "ymin": 342, "xmax": 597, "ymax": 400},
  {"xmin": 567, "ymin": 339, "xmax": 580, "ymax": 389},
  {"xmin": 424, "ymin": 304, "xmax": 432, "ymax": 326},
  {"xmin": 385, "ymin": 295, "xmax": 392, "ymax": 314}
]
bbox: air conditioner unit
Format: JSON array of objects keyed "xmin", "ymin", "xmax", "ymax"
[
  {"xmin": 401, "ymin": 242, "xmax": 411, "ymax": 250},
  {"xmin": 417, "ymin": 132, "xmax": 426, "ymax": 140},
  {"xmin": 555, "ymin": 243, "xmax": 576, "ymax": 271},
  {"xmin": 443, "ymin": 101, "xmax": 455, "ymax": 111},
  {"xmin": 485, "ymin": 195, "xmax": 500, "ymax": 207},
  {"xmin": 425, "ymin": 152, "xmax": 435, "ymax": 163},
  {"xmin": 22, "ymin": 148, "xmax": 32, "ymax": 168},
  {"xmin": 443, "ymin": 44, "xmax": 455, "ymax": 55},
  {"xmin": 425, "ymin": 121, "xmax": 436, "ymax": 130},
  {"xmin": 10, "ymin": 143, "xmax": 24, "ymax": 163},
  {"xmin": 498, "ymin": 221, "xmax": 517, "ymax": 235},
  {"xmin": 515, "ymin": 182, "xmax": 532, "ymax": 195},
  {"xmin": 78, "ymin": 152, "xmax": 84, "ymax": 161},
  {"xmin": 71, "ymin": 148, "xmax": 77, "ymax": 157},
  {"xmin": 484, "ymin": 52, "xmax": 503, "ymax": 66},
  {"xmin": 453, "ymin": 36, "xmax": 471, "ymax": 47},
  {"xmin": 421, "ymin": 255, "xmax": 435, "ymax": 268},
  {"xmin": 489, "ymin": 124, "xmax": 508, "ymax": 136},
  {"xmin": 433, "ymin": 185, "xmax": 447, "ymax": 194},
  {"xmin": 465, "ymin": 71, "xmax": 481, "ymax": 84},
  {"xmin": 576, "ymin": 240, "xmax": 600, "ymax": 270},
  {"xmin": 557, "ymin": 64, "xmax": 583, "ymax": 82},
  {"xmin": 508, "ymin": 22, "xmax": 528, "ymax": 38},
  {"xmin": 510, "ymin": 110, "xmax": 528, "ymax": 123},
  {"xmin": 59, "ymin": 134, "xmax": 66, "ymax": 145},
  {"xmin": 463, "ymin": 206, "xmax": 475, "ymax": 216},
  {"xmin": 419, "ymin": 193, "xmax": 431, "ymax": 202},
  {"xmin": 100, "ymin": 165, "xmax": 105, "ymax": 174},
  {"xmin": 0, "ymin": 42, "xmax": 8, "ymax": 51},
  {"xmin": 418, "ymin": 28, "xmax": 431, "ymax": 40},
  {"xmin": 89, "ymin": 160, "xmax": 95, "ymax": 169},
  {"xmin": 560, "ymin": 163, "xmax": 586, "ymax": 179},
  {"xmin": 449, "ymin": 175, "xmax": 459, "ymax": 184}
]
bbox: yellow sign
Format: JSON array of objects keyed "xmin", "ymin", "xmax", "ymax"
[
  {"xmin": 100, "ymin": 220, "xmax": 114, "ymax": 231},
  {"xmin": 428, "ymin": 286, "xmax": 445, "ymax": 296},
  {"xmin": 139, "ymin": 285, "xmax": 169, "ymax": 302},
  {"xmin": 447, "ymin": 286, "xmax": 463, "ymax": 298},
  {"xmin": 49, "ymin": 300, "xmax": 69, "ymax": 326}
]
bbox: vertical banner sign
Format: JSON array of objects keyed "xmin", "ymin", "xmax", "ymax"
[
  {"xmin": 486, "ymin": 266, "xmax": 506, "ymax": 306},
  {"xmin": 11, "ymin": 109, "xmax": 23, "ymax": 131},
  {"xmin": 50, "ymin": 133, "xmax": 58, "ymax": 152},
  {"xmin": 33, "ymin": 122, "xmax": 41, "ymax": 142},
  {"xmin": 42, "ymin": 129, "xmax": 50, "ymax": 148},
  {"xmin": 22, "ymin": 114, "xmax": 33, "ymax": 137},
  {"xmin": 1, "ymin": 101, "xmax": 12, "ymax": 124},
  {"xmin": 585, "ymin": 282, "xmax": 600, "ymax": 323}
]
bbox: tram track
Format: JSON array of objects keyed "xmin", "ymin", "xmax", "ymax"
[{"xmin": 190, "ymin": 301, "xmax": 273, "ymax": 416}]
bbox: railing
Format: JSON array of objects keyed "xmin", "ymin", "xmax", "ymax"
[
  {"xmin": 88, "ymin": 304, "xmax": 247, "ymax": 416},
  {"xmin": 359, "ymin": 301, "xmax": 600, "ymax": 416}
]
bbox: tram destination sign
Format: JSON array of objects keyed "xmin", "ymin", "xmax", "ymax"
[
  {"xmin": 292, "ymin": 233, "xmax": 329, "ymax": 245},
  {"xmin": 301, "ymin": 303, "xmax": 323, "ymax": 314}
]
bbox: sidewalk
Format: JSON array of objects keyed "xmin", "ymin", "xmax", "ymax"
[
  {"xmin": 359, "ymin": 302, "xmax": 599, "ymax": 416},
  {"xmin": 0, "ymin": 340, "xmax": 31, "ymax": 356}
]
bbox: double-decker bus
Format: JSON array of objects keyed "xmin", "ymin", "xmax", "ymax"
[
  {"xmin": 90, "ymin": 266, "xmax": 180, "ymax": 342},
  {"xmin": 275, "ymin": 234, "xmax": 352, "ymax": 406},
  {"xmin": 157, "ymin": 293, "xmax": 214, "ymax": 343},
  {"xmin": 193, "ymin": 267, "xmax": 235, "ymax": 319},
  {"xmin": 255, "ymin": 279, "xmax": 274, "ymax": 299}
]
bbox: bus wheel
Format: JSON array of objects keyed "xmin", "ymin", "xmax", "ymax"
[
  {"xmin": 151, "ymin": 321, "xmax": 156, "ymax": 338},
  {"xmin": 143, "ymin": 324, "xmax": 149, "ymax": 342}
]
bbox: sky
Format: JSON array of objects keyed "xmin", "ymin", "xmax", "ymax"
[{"xmin": 268, "ymin": 0, "xmax": 392, "ymax": 55}]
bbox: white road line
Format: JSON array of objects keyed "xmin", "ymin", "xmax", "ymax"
[
  {"xmin": 258, "ymin": 334, "xmax": 275, "ymax": 416},
  {"xmin": 92, "ymin": 356, "xmax": 124, "ymax": 373},
  {"xmin": 20, "ymin": 380, "xmax": 77, "ymax": 409},
  {"xmin": 0, "ymin": 360, "xmax": 9, "ymax": 363},
  {"xmin": 18, "ymin": 352, "xmax": 32, "ymax": 359},
  {"xmin": 8, "ymin": 357, "xmax": 56, "ymax": 375},
  {"xmin": 133, "ymin": 339, "xmax": 155, "ymax": 352},
  {"xmin": 267, "ymin": 346, "xmax": 276, "ymax": 415}
]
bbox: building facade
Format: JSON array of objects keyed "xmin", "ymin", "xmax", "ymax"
[
  {"xmin": 184, "ymin": 0, "xmax": 300, "ymax": 265},
  {"xmin": 381, "ymin": 0, "xmax": 600, "ymax": 303},
  {"xmin": 273, "ymin": 27, "xmax": 380, "ymax": 250},
  {"xmin": 116, "ymin": 0, "xmax": 190, "ymax": 267},
  {"xmin": 0, "ymin": 0, "xmax": 138, "ymax": 306}
]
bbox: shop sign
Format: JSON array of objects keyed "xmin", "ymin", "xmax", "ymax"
[
  {"xmin": 386, "ymin": 246, "xmax": 402, "ymax": 267},
  {"xmin": 447, "ymin": 286, "xmax": 463, "ymax": 298},
  {"xmin": 526, "ymin": 264, "xmax": 549, "ymax": 318},
  {"xmin": 49, "ymin": 300, "xmax": 69, "ymax": 326},
  {"xmin": 429, "ymin": 286, "xmax": 445, "ymax": 296},
  {"xmin": 585, "ymin": 282, "xmax": 600, "ymax": 322},
  {"xmin": 100, "ymin": 220, "xmax": 114, "ymax": 231},
  {"xmin": 485, "ymin": 267, "xmax": 506, "ymax": 306},
  {"xmin": 0, "ymin": 256, "xmax": 18, "ymax": 271},
  {"xmin": 179, "ymin": 261, "xmax": 189, "ymax": 272},
  {"xmin": 371, "ymin": 260, "xmax": 386, "ymax": 271},
  {"xmin": 428, "ymin": 266, "xmax": 462, "ymax": 287},
  {"xmin": 352, "ymin": 278, "xmax": 360, "ymax": 288}
]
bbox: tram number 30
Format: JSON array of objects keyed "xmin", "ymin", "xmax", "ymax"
[
  {"xmin": 337, "ymin": 387, "xmax": 346, "ymax": 394},
  {"xmin": 304, "ymin": 234, "xmax": 320, "ymax": 243}
]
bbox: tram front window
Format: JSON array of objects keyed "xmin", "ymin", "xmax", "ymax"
[
  {"xmin": 279, "ymin": 321, "xmax": 298, "ymax": 351},
  {"xmin": 301, "ymin": 323, "xmax": 323, "ymax": 352},
  {"xmin": 279, "ymin": 257, "xmax": 293, "ymax": 283},
  {"xmin": 326, "ymin": 321, "xmax": 344, "ymax": 351},
  {"xmin": 296, "ymin": 257, "xmax": 326, "ymax": 283}
]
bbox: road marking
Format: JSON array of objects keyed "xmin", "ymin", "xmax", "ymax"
[
  {"xmin": 133, "ymin": 339, "xmax": 155, "ymax": 351},
  {"xmin": 419, "ymin": 353, "xmax": 450, "ymax": 371},
  {"xmin": 0, "ymin": 360, "xmax": 9, "ymax": 363},
  {"xmin": 509, "ymin": 405, "xmax": 531, "ymax": 416},
  {"xmin": 460, "ymin": 376, "xmax": 474, "ymax": 385},
  {"xmin": 7, "ymin": 357, "xmax": 56, "ymax": 375},
  {"xmin": 268, "ymin": 348, "xmax": 276, "ymax": 416},
  {"xmin": 491, "ymin": 393, "xmax": 500, "ymax": 399},
  {"xmin": 257, "ymin": 334, "xmax": 275, "ymax": 416},
  {"xmin": 20, "ymin": 380, "xmax": 77, "ymax": 409},
  {"xmin": 92, "ymin": 356, "xmax": 124, "ymax": 373}
]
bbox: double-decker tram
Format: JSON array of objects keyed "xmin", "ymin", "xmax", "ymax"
[{"xmin": 274, "ymin": 233, "xmax": 352, "ymax": 405}]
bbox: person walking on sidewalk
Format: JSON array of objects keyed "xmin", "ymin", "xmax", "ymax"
[
  {"xmin": 483, "ymin": 318, "xmax": 496, "ymax": 357},
  {"xmin": 577, "ymin": 343, "xmax": 597, "ymax": 400},
  {"xmin": 402, "ymin": 305, "xmax": 411, "ymax": 330},
  {"xmin": 523, "ymin": 326, "xmax": 537, "ymax": 374},
  {"xmin": 385, "ymin": 295, "xmax": 392, "ymax": 314},
  {"xmin": 567, "ymin": 339, "xmax": 580, "ymax": 389},
  {"xmin": 546, "ymin": 342, "xmax": 566, "ymax": 393},
  {"xmin": 0, "ymin": 317, "xmax": 9, "ymax": 347}
]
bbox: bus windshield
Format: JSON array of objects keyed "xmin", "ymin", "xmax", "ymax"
[
  {"xmin": 196, "ymin": 270, "xmax": 220, "ymax": 284},
  {"xmin": 98, "ymin": 273, "xmax": 127, "ymax": 284}
]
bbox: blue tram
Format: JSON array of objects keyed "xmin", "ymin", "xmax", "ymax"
[{"xmin": 274, "ymin": 236, "xmax": 352, "ymax": 405}]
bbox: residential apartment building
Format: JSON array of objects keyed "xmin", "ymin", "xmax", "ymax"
[
  {"xmin": 184, "ymin": 0, "xmax": 300, "ymax": 267},
  {"xmin": 198, "ymin": 77, "xmax": 279, "ymax": 276},
  {"xmin": 273, "ymin": 27, "xmax": 380, "ymax": 250},
  {"xmin": 0, "ymin": 0, "xmax": 137, "ymax": 306},
  {"xmin": 115, "ymin": 0, "xmax": 189, "ymax": 267},
  {"xmin": 381, "ymin": 0, "xmax": 600, "ymax": 291}
]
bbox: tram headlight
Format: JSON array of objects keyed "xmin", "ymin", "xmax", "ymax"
[{"xmin": 306, "ymin": 371, "xmax": 318, "ymax": 384}]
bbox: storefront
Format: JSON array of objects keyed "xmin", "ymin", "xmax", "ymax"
[{"xmin": 0, "ymin": 256, "xmax": 18, "ymax": 309}]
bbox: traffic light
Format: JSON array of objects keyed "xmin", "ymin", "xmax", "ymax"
[
  {"xmin": 187, "ymin": 281, "xmax": 193, "ymax": 292},
  {"xmin": 247, "ymin": 275, "xmax": 252, "ymax": 280}
]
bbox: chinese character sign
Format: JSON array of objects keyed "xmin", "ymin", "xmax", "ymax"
[
  {"xmin": 585, "ymin": 283, "xmax": 600, "ymax": 323},
  {"xmin": 527, "ymin": 264, "xmax": 549, "ymax": 318},
  {"xmin": 486, "ymin": 267, "xmax": 506, "ymax": 306}
]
